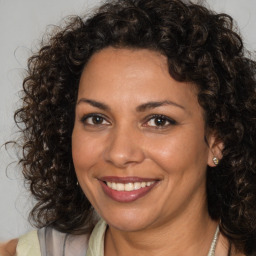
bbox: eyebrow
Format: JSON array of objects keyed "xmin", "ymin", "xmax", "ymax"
[
  {"xmin": 76, "ymin": 98, "xmax": 185, "ymax": 112},
  {"xmin": 77, "ymin": 98, "xmax": 110, "ymax": 111},
  {"xmin": 136, "ymin": 100, "xmax": 185, "ymax": 112}
]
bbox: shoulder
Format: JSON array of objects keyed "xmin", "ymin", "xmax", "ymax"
[
  {"xmin": 38, "ymin": 226, "xmax": 90, "ymax": 256},
  {"xmin": 0, "ymin": 239, "xmax": 18, "ymax": 256},
  {"xmin": 7, "ymin": 226, "xmax": 92, "ymax": 256},
  {"xmin": 16, "ymin": 230, "xmax": 40, "ymax": 256}
]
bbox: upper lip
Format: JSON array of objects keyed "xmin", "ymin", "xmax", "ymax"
[{"xmin": 99, "ymin": 176, "xmax": 159, "ymax": 183}]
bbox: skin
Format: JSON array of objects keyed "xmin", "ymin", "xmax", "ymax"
[
  {"xmin": 72, "ymin": 47, "xmax": 225, "ymax": 255},
  {"xmin": 0, "ymin": 239, "xmax": 18, "ymax": 256}
]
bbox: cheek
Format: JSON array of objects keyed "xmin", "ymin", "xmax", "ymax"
[
  {"xmin": 144, "ymin": 129, "xmax": 209, "ymax": 175},
  {"xmin": 71, "ymin": 129, "xmax": 103, "ymax": 201},
  {"xmin": 72, "ymin": 128, "xmax": 101, "ymax": 174}
]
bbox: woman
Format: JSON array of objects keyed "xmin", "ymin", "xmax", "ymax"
[{"xmin": 10, "ymin": 0, "xmax": 256, "ymax": 255}]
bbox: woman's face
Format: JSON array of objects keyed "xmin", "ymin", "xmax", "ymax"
[{"xmin": 72, "ymin": 47, "xmax": 216, "ymax": 232}]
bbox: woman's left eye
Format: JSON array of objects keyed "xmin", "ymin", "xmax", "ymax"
[{"xmin": 143, "ymin": 115, "xmax": 176, "ymax": 128}]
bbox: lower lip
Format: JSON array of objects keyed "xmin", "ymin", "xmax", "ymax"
[{"xmin": 99, "ymin": 181, "xmax": 157, "ymax": 203}]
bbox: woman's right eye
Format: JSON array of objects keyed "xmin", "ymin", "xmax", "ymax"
[{"xmin": 80, "ymin": 114, "xmax": 110, "ymax": 126}]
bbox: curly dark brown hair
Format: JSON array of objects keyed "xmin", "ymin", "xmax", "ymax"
[{"xmin": 14, "ymin": 0, "xmax": 256, "ymax": 254}]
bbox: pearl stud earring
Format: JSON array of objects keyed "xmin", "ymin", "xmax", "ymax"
[{"xmin": 213, "ymin": 156, "xmax": 219, "ymax": 165}]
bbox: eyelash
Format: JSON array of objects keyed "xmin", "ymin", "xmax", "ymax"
[
  {"xmin": 80, "ymin": 113, "xmax": 177, "ymax": 129},
  {"xmin": 80, "ymin": 113, "xmax": 110, "ymax": 126},
  {"xmin": 143, "ymin": 114, "xmax": 177, "ymax": 128}
]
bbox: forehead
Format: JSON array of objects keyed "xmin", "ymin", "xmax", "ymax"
[
  {"xmin": 81, "ymin": 47, "xmax": 169, "ymax": 85},
  {"xmin": 78, "ymin": 47, "xmax": 200, "ymax": 113}
]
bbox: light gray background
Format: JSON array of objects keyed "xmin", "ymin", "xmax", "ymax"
[{"xmin": 0, "ymin": 0, "xmax": 255, "ymax": 240}]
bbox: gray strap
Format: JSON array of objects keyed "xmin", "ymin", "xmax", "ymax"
[{"xmin": 38, "ymin": 227, "xmax": 89, "ymax": 256}]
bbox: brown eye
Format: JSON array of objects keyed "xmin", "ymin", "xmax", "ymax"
[
  {"xmin": 91, "ymin": 116, "xmax": 104, "ymax": 124},
  {"xmin": 153, "ymin": 117, "xmax": 168, "ymax": 126},
  {"xmin": 144, "ymin": 115, "xmax": 177, "ymax": 128},
  {"xmin": 80, "ymin": 114, "xmax": 110, "ymax": 126}
]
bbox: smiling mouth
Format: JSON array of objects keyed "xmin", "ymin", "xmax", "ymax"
[
  {"xmin": 105, "ymin": 181, "xmax": 155, "ymax": 191},
  {"xmin": 99, "ymin": 176, "xmax": 159, "ymax": 202}
]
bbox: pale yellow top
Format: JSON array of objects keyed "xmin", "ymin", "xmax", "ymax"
[
  {"xmin": 16, "ymin": 230, "xmax": 40, "ymax": 256},
  {"xmin": 16, "ymin": 220, "xmax": 107, "ymax": 256},
  {"xmin": 86, "ymin": 219, "xmax": 106, "ymax": 256}
]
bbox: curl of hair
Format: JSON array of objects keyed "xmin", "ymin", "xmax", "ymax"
[{"xmin": 15, "ymin": 0, "xmax": 256, "ymax": 254}]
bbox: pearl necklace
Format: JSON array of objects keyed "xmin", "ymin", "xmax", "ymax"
[{"xmin": 207, "ymin": 226, "xmax": 220, "ymax": 256}]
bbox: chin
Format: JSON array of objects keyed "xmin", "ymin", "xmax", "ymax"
[
  {"xmin": 109, "ymin": 221, "xmax": 149, "ymax": 232},
  {"xmin": 100, "ymin": 209, "xmax": 156, "ymax": 232}
]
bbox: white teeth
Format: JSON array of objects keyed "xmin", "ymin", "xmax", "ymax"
[
  {"xmin": 125, "ymin": 183, "xmax": 134, "ymax": 191},
  {"xmin": 134, "ymin": 182, "xmax": 141, "ymax": 190},
  {"xmin": 112, "ymin": 182, "xmax": 117, "ymax": 190},
  {"xmin": 106, "ymin": 181, "xmax": 155, "ymax": 191},
  {"xmin": 116, "ymin": 183, "xmax": 125, "ymax": 191}
]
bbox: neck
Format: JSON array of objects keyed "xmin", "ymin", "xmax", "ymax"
[{"xmin": 104, "ymin": 205, "xmax": 218, "ymax": 256}]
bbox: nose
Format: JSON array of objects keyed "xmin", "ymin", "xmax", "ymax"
[{"xmin": 103, "ymin": 125, "xmax": 145, "ymax": 168}]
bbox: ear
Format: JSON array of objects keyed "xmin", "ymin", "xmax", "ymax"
[{"xmin": 207, "ymin": 135, "xmax": 224, "ymax": 167}]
